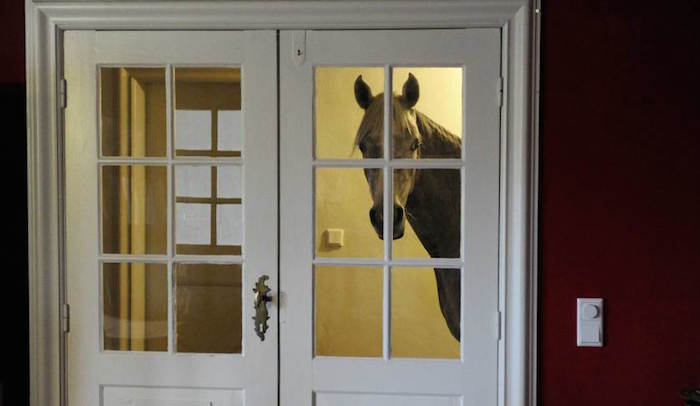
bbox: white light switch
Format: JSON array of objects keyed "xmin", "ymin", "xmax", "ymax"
[{"xmin": 577, "ymin": 298, "xmax": 603, "ymax": 347}]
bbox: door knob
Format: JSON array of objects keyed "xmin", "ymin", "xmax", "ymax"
[{"xmin": 253, "ymin": 275, "xmax": 272, "ymax": 341}]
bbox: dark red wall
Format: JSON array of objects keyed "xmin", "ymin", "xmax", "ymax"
[
  {"xmin": 539, "ymin": 0, "xmax": 700, "ymax": 404},
  {"xmin": 0, "ymin": 0, "xmax": 28, "ymax": 406},
  {"xmin": 1, "ymin": 0, "xmax": 25, "ymax": 84},
  {"xmin": 2, "ymin": 1, "xmax": 699, "ymax": 405}
]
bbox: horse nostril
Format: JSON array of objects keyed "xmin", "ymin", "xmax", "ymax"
[{"xmin": 393, "ymin": 206, "xmax": 404, "ymax": 226}]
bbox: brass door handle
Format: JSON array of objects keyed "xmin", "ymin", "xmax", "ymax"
[{"xmin": 253, "ymin": 275, "xmax": 272, "ymax": 341}]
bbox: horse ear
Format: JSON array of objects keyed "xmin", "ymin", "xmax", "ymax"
[
  {"xmin": 401, "ymin": 73, "xmax": 420, "ymax": 108},
  {"xmin": 354, "ymin": 75, "xmax": 373, "ymax": 109}
]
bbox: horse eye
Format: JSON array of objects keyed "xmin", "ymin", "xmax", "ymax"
[
  {"xmin": 410, "ymin": 139, "xmax": 421, "ymax": 151},
  {"xmin": 359, "ymin": 142, "xmax": 367, "ymax": 153}
]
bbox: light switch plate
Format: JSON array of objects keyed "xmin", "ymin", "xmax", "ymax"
[
  {"xmin": 325, "ymin": 228, "xmax": 344, "ymax": 247},
  {"xmin": 577, "ymin": 298, "xmax": 603, "ymax": 347}
]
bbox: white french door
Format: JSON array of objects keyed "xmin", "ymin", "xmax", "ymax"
[
  {"xmin": 280, "ymin": 29, "xmax": 501, "ymax": 405},
  {"xmin": 64, "ymin": 31, "xmax": 278, "ymax": 405},
  {"xmin": 63, "ymin": 28, "xmax": 501, "ymax": 406}
]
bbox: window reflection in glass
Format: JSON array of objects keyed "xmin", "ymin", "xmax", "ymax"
[
  {"xmin": 175, "ymin": 263, "xmax": 242, "ymax": 353},
  {"xmin": 174, "ymin": 68, "xmax": 242, "ymax": 157},
  {"xmin": 101, "ymin": 67, "xmax": 167, "ymax": 158},
  {"xmin": 175, "ymin": 165, "xmax": 242, "ymax": 256},
  {"xmin": 103, "ymin": 262, "xmax": 168, "ymax": 351},
  {"xmin": 101, "ymin": 165, "xmax": 167, "ymax": 255}
]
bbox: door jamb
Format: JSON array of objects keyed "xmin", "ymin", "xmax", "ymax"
[{"xmin": 25, "ymin": 1, "xmax": 540, "ymax": 405}]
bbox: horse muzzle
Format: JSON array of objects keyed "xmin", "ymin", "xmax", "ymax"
[{"xmin": 369, "ymin": 205, "xmax": 405, "ymax": 240}]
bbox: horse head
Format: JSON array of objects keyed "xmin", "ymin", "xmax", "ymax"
[{"xmin": 353, "ymin": 73, "xmax": 422, "ymax": 240}]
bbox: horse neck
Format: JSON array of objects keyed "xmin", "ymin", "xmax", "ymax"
[{"xmin": 404, "ymin": 112, "xmax": 462, "ymax": 258}]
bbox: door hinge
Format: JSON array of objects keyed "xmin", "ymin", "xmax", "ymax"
[
  {"xmin": 59, "ymin": 78, "xmax": 67, "ymax": 109},
  {"xmin": 292, "ymin": 30, "xmax": 307, "ymax": 66},
  {"xmin": 62, "ymin": 303, "xmax": 70, "ymax": 333},
  {"xmin": 497, "ymin": 310, "xmax": 502, "ymax": 341},
  {"xmin": 497, "ymin": 76, "xmax": 503, "ymax": 107}
]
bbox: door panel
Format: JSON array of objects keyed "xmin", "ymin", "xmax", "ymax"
[
  {"xmin": 102, "ymin": 386, "xmax": 243, "ymax": 406},
  {"xmin": 64, "ymin": 31, "xmax": 277, "ymax": 405},
  {"xmin": 315, "ymin": 392, "xmax": 461, "ymax": 406},
  {"xmin": 280, "ymin": 29, "xmax": 501, "ymax": 405}
]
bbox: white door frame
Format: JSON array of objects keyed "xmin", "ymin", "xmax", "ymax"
[{"xmin": 25, "ymin": 1, "xmax": 541, "ymax": 405}]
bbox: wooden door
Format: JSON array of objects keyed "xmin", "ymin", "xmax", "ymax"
[
  {"xmin": 63, "ymin": 30, "xmax": 278, "ymax": 406},
  {"xmin": 280, "ymin": 29, "xmax": 502, "ymax": 405}
]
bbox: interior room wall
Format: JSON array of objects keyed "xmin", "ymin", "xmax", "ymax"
[
  {"xmin": 4, "ymin": 1, "xmax": 699, "ymax": 405},
  {"xmin": 539, "ymin": 0, "xmax": 700, "ymax": 404}
]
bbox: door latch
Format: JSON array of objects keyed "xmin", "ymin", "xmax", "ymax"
[{"xmin": 253, "ymin": 275, "xmax": 272, "ymax": 341}]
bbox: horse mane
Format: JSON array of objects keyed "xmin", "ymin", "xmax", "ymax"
[{"xmin": 414, "ymin": 110, "xmax": 462, "ymax": 159}]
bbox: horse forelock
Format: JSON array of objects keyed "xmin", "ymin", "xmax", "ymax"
[
  {"xmin": 354, "ymin": 94, "xmax": 384, "ymax": 149},
  {"xmin": 392, "ymin": 99, "xmax": 420, "ymax": 138},
  {"xmin": 354, "ymin": 93, "xmax": 419, "ymax": 149}
]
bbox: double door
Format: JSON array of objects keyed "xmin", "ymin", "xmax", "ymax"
[{"xmin": 64, "ymin": 29, "xmax": 501, "ymax": 405}]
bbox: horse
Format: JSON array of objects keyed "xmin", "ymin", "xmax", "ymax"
[{"xmin": 353, "ymin": 73, "xmax": 462, "ymax": 341}]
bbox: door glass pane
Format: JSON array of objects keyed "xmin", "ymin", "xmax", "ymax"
[
  {"xmin": 392, "ymin": 169, "xmax": 461, "ymax": 259},
  {"xmin": 100, "ymin": 67, "xmax": 167, "ymax": 158},
  {"xmin": 315, "ymin": 266, "xmax": 383, "ymax": 357},
  {"xmin": 175, "ymin": 263, "xmax": 242, "ymax": 353},
  {"xmin": 315, "ymin": 67, "xmax": 384, "ymax": 159},
  {"xmin": 391, "ymin": 267, "xmax": 460, "ymax": 359},
  {"xmin": 315, "ymin": 167, "xmax": 383, "ymax": 258},
  {"xmin": 216, "ymin": 205, "xmax": 243, "ymax": 247},
  {"xmin": 391, "ymin": 67, "xmax": 463, "ymax": 159},
  {"xmin": 102, "ymin": 262, "xmax": 167, "ymax": 351},
  {"xmin": 217, "ymin": 165, "xmax": 243, "ymax": 198},
  {"xmin": 175, "ymin": 165, "xmax": 211, "ymax": 197},
  {"xmin": 175, "ymin": 203, "xmax": 210, "ymax": 246},
  {"xmin": 175, "ymin": 165, "xmax": 242, "ymax": 256},
  {"xmin": 101, "ymin": 165, "xmax": 167, "ymax": 255},
  {"xmin": 174, "ymin": 68, "xmax": 242, "ymax": 157}
]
